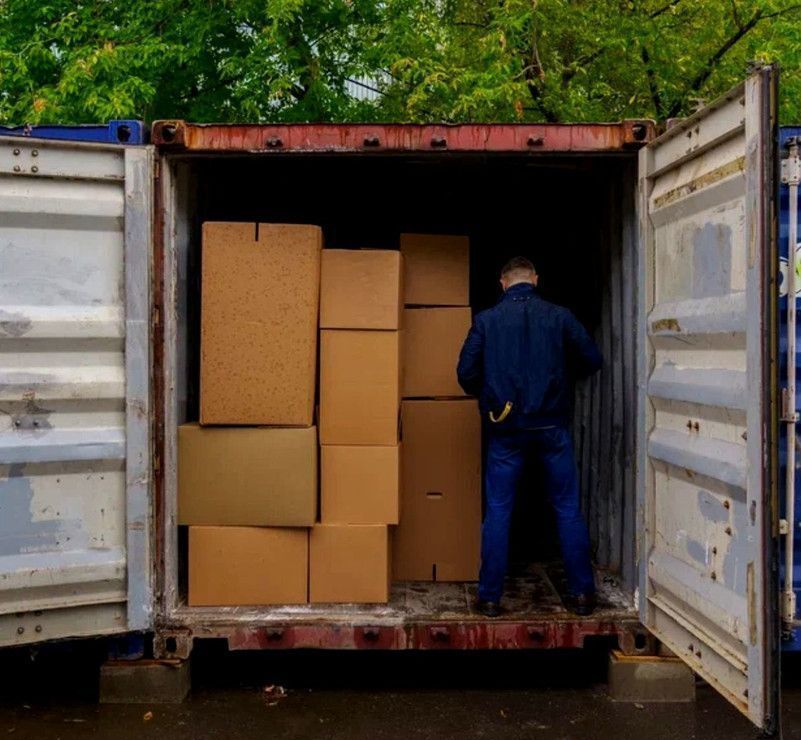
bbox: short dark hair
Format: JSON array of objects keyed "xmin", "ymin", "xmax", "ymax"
[{"xmin": 501, "ymin": 256, "xmax": 536, "ymax": 276}]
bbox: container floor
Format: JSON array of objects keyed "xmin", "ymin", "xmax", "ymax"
[
  {"xmin": 174, "ymin": 563, "xmax": 633, "ymax": 623},
  {"xmin": 395, "ymin": 563, "xmax": 632, "ymax": 621}
]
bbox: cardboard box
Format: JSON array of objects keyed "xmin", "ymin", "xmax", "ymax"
[
  {"xmin": 320, "ymin": 330, "xmax": 401, "ymax": 445},
  {"xmin": 320, "ymin": 250, "xmax": 402, "ymax": 330},
  {"xmin": 200, "ymin": 222, "xmax": 321, "ymax": 426},
  {"xmin": 309, "ymin": 524, "xmax": 390, "ymax": 603},
  {"xmin": 178, "ymin": 423, "xmax": 317, "ymax": 526},
  {"xmin": 403, "ymin": 307, "xmax": 472, "ymax": 398},
  {"xmin": 321, "ymin": 445, "xmax": 400, "ymax": 524},
  {"xmin": 400, "ymin": 233, "xmax": 469, "ymax": 306},
  {"xmin": 393, "ymin": 399, "xmax": 482, "ymax": 581},
  {"xmin": 188, "ymin": 526, "xmax": 308, "ymax": 606}
]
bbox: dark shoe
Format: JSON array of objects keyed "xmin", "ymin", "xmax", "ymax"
[
  {"xmin": 564, "ymin": 593, "xmax": 596, "ymax": 616},
  {"xmin": 476, "ymin": 600, "xmax": 504, "ymax": 618}
]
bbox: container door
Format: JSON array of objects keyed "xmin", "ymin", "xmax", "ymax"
[
  {"xmin": 0, "ymin": 138, "xmax": 153, "ymax": 645},
  {"xmin": 637, "ymin": 67, "xmax": 779, "ymax": 730}
]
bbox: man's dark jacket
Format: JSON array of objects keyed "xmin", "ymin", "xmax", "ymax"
[{"xmin": 456, "ymin": 283, "xmax": 602, "ymax": 430}]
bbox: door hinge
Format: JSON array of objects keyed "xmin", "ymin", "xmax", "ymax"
[
  {"xmin": 781, "ymin": 145, "xmax": 801, "ymax": 186},
  {"xmin": 783, "ymin": 588, "xmax": 797, "ymax": 626},
  {"xmin": 781, "ymin": 388, "xmax": 799, "ymax": 423},
  {"xmin": 780, "ymin": 518, "xmax": 789, "ymax": 535}
]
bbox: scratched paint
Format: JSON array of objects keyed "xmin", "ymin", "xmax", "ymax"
[
  {"xmin": 0, "ymin": 464, "xmax": 62, "ymax": 556},
  {"xmin": 0, "ymin": 310, "xmax": 33, "ymax": 338},
  {"xmin": 693, "ymin": 223, "xmax": 732, "ymax": 299}
]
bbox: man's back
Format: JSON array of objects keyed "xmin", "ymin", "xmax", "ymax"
[{"xmin": 457, "ymin": 282, "xmax": 601, "ymax": 429}]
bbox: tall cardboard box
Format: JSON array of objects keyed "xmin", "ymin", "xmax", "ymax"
[
  {"xmin": 178, "ymin": 424, "xmax": 317, "ymax": 526},
  {"xmin": 400, "ymin": 233, "xmax": 469, "ymax": 307},
  {"xmin": 393, "ymin": 399, "xmax": 482, "ymax": 581},
  {"xmin": 321, "ymin": 444, "xmax": 401, "ymax": 524},
  {"xmin": 403, "ymin": 307, "xmax": 472, "ymax": 398},
  {"xmin": 200, "ymin": 222, "xmax": 321, "ymax": 426},
  {"xmin": 309, "ymin": 524, "xmax": 391, "ymax": 603},
  {"xmin": 320, "ymin": 250, "xmax": 403, "ymax": 330},
  {"xmin": 320, "ymin": 330, "xmax": 401, "ymax": 445},
  {"xmin": 188, "ymin": 526, "xmax": 308, "ymax": 606}
]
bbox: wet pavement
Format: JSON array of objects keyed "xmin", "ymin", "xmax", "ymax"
[{"xmin": 0, "ymin": 641, "xmax": 799, "ymax": 739}]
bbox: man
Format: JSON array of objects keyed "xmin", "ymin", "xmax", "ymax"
[{"xmin": 457, "ymin": 257, "xmax": 601, "ymax": 618}]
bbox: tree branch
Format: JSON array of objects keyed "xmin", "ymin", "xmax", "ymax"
[
  {"xmin": 561, "ymin": 47, "xmax": 605, "ymax": 87},
  {"xmin": 523, "ymin": 2, "xmax": 558, "ymax": 122},
  {"xmin": 762, "ymin": 2, "xmax": 801, "ymax": 17},
  {"xmin": 729, "ymin": 0, "xmax": 741, "ymax": 27},
  {"xmin": 666, "ymin": 6, "xmax": 763, "ymax": 117},
  {"xmin": 649, "ymin": 0, "xmax": 684, "ymax": 19},
  {"xmin": 640, "ymin": 44, "xmax": 663, "ymax": 118}
]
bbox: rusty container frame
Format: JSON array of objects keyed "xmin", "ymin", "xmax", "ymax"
[{"xmin": 150, "ymin": 120, "xmax": 656, "ymax": 660}]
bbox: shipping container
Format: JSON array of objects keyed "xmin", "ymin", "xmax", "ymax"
[
  {"xmin": 0, "ymin": 67, "xmax": 783, "ymax": 732},
  {"xmin": 0, "ymin": 120, "xmax": 145, "ymax": 144}
]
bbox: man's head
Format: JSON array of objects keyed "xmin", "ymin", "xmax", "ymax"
[{"xmin": 500, "ymin": 256, "xmax": 538, "ymax": 291}]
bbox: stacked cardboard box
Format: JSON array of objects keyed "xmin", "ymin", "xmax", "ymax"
[
  {"xmin": 393, "ymin": 235, "xmax": 482, "ymax": 582},
  {"xmin": 182, "ymin": 228, "xmax": 481, "ymax": 605},
  {"xmin": 182, "ymin": 222, "xmax": 322, "ymax": 606},
  {"xmin": 315, "ymin": 249, "xmax": 403, "ymax": 603}
]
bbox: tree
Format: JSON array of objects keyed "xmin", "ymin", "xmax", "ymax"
[
  {"xmin": 0, "ymin": 0, "xmax": 798, "ymax": 125},
  {"xmin": 369, "ymin": 0, "xmax": 801, "ymax": 123},
  {"xmin": 0, "ymin": 0, "xmax": 381, "ymax": 123}
]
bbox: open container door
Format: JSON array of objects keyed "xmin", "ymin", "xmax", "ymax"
[
  {"xmin": 0, "ymin": 137, "xmax": 154, "ymax": 645},
  {"xmin": 637, "ymin": 66, "xmax": 779, "ymax": 730}
]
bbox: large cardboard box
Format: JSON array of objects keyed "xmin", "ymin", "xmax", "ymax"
[
  {"xmin": 309, "ymin": 524, "xmax": 390, "ymax": 603},
  {"xmin": 400, "ymin": 233, "xmax": 469, "ymax": 307},
  {"xmin": 200, "ymin": 222, "xmax": 321, "ymax": 426},
  {"xmin": 393, "ymin": 399, "xmax": 482, "ymax": 581},
  {"xmin": 178, "ymin": 423, "xmax": 317, "ymax": 526},
  {"xmin": 188, "ymin": 526, "xmax": 308, "ymax": 606},
  {"xmin": 320, "ymin": 250, "xmax": 402, "ymax": 330},
  {"xmin": 403, "ymin": 307, "xmax": 472, "ymax": 398},
  {"xmin": 321, "ymin": 445, "xmax": 400, "ymax": 524},
  {"xmin": 320, "ymin": 330, "xmax": 401, "ymax": 445}
]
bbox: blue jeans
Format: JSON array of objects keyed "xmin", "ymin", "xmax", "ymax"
[{"xmin": 478, "ymin": 426, "xmax": 595, "ymax": 603}]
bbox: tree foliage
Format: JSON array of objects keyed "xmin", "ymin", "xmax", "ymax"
[{"xmin": 0, "ymin": 0, "xmax": 799, "ymax": 125}]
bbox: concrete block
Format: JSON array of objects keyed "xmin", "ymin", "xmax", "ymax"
[
  {"xmin": 607, "ymin": 650, "xmax": 695, "ymax": 703},
  {"xmin": 99, "ymin": 659, "xmax": 191, "ymax": 704}
]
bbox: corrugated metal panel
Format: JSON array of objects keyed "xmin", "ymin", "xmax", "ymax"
[
  {"xmin": 345, "ymin": 76, "xmax": 385, "ymax": 102},
  {"xmin": 0, "ymin": 121, "xmax": 145, "ymax": 145},
  {"xmin": 0, "ymin": 137, "xmax": 153, "ymax": 646},
  {"xmin": 637, "ymin": 70, "xmax": 778, "ymax": 729},
  {"xmin": 574, "ymin": 162, "xmax": 638, "ymax": 590}
]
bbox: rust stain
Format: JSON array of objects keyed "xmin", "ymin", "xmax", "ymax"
[
  {"xmin": 152, "ymin": 122, "xmax": 653, "ymax": 154},
  {"xmin": 651, "ymin": 317, "xmax": 681, "ymax": 334},
  {"xmin": 652, "ymin": 156, "xmax": 746, "ymax": 210},
  {"xmin": 747, "ymin": 561, "xmax": 756, "ymax": 646}
]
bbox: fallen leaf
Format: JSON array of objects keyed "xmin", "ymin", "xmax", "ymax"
[
  {"xmin": 634, "ymin": 703, "xmax": 645, "ymax": 710},
  {"xmin": 143, "ymin": 711, "xmax": 153, "ymax": 721},
  {"xmin": 500, "ymin": 709, "xmax": 509, "ymax": 718}
]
